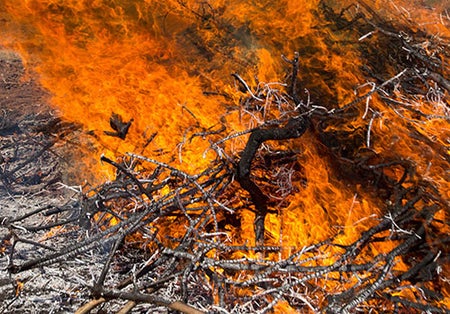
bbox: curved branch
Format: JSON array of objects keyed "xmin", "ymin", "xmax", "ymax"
[{"xmin": 236, "ymin": 116, "xmax": 309, "ymax": 245}]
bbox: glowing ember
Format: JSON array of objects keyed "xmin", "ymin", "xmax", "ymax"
[{"xmin": 0, "ymin": 0, "xmax": 449, "ymax": 311}]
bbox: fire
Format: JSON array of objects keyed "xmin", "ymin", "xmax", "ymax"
[{"xmin": 0, "ymin": 0, "xmax": 449, "ymax": 311}]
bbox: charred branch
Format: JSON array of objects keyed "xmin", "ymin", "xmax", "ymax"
[
  {"xmin": 104, "ymin": 112, "xmax": 133, "ymax": 140},
  {"xmin": 236, "ymin": 116, "xmax": 309, "ymax": 245}
]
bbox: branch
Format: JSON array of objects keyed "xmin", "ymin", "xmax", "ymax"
[{"xmin": 236, "ymin": 116, "xmax": 309, "ymax": 245}]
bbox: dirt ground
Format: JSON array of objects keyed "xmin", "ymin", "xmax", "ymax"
[{"xmin": 0, "ymin": 50, "xmax": 103, "ymax": 313}]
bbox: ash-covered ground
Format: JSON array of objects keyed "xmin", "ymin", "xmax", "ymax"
[{"xmin": 0, "ymin": 51, "xmax": 99, "ymax": 313}]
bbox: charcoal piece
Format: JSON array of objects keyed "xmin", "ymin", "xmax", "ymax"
[{"xmin": 104, "ymin": 112, "xmax": 133, "ymax": 140}]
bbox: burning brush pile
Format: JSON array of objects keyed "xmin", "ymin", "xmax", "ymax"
[{"xmin": 0, "ymin": 0, "xmax": 449, "ymax": 313}]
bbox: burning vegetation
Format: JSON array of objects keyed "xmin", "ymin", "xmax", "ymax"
[{"xmin": 0, "ymin": 0, "xmax": 449, "ymax": 313}]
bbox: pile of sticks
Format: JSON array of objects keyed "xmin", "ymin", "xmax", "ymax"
[
  {"xmin": 1, "ymin": 3, "xmax": 449, "ymax": 312},
  {"xmin": 2, "ymin": 131, "xmax": 447, "ymax": 313}
]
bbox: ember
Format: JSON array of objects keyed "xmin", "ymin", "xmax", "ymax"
[{"xmin": 0, "ymin": 0, "xmax": 449, "ymax": 313}]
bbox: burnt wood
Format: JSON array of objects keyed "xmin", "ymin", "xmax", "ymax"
[{"xmin": 236, "ymin": 116, "xmax": 310, "ymax": 245}]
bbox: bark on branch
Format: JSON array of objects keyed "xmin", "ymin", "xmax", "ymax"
[{"xmin": 236, "ymin": 116, "xmax": 309, "ymax": 245}]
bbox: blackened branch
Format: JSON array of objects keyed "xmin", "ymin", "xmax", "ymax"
[
  {"xmin": 236, "ymin": 116, "xmax": 309, "ymax": 245},
  {"xmin": 104, "ymin": 112, "xmax": 133, "ymax": 140},
  {"xmin": 282, "ymin": 51, "xmax": 301, "ymax": 105}
]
